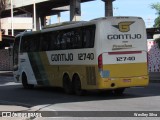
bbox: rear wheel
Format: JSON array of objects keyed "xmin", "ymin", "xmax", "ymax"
[
  {"xmin": 63, "ymin": 74, "xmax": 73, "ymax": 94},
  {"xmin": 113, "ymin": 88, "xmax": 125, "ymax": 96},
  {"xmin": 72, "ymin": 75, "xmax": 85, "ymax": 96},
  {"xmin": 22, "ymin": 73, "xmax": 34, "ymax": 89}
]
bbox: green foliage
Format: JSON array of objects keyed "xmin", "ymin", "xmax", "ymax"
[
  {"xmin": 154, "ymin": 16, "xmax": 160, "ymax": 28},
  {"xmin": 151, "ymin": 2, "xmax": 160, "ymax": 15},
  {"xmin": 151, "ymin": 2, "xmax": 160, "ymax": 28}
]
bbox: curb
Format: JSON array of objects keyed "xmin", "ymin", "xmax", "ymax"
[{"xmin": 0, "ymin": 71, "xmax": 13, "ymax": 77}]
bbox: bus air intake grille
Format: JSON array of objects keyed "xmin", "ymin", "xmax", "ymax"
[{"xmin": 86, "ymin": 66, "xmax": 96, "ymax": 85}]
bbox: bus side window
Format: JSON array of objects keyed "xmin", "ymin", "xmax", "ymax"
[
  {"xmin": 56, "ymin": 32, "xmax": 62, "ymax": 50},
  {"xmin": 65, "ymin": 31, "xmax": 72, "ymax": 49},
  {"xmin": 63, "ymin": 30, "xmax": 74, "ymax": 49},
  {"xmin": 40, "ymin": 33, "xmax": 50, "ymax": 51},
  {"xmin": 89, "ymin": 26, "xmax": 95, "ymax": 48},
  {"xmin": 82, "ymin": 26, "xmax": 95, "ymax": 48},
  {"xmin": 83, "ymin": 29, "xmax": 91, "ymax": 48},
  {"xmin": 50, "ymin": 32, "xmax": 56, "ymax": 50},
  {"xmin": 29, "ymin": 35, "xmax": 40, "ymax": 52},
  {"xmin": 21, "ymin": 36, "xmax": 29, "ymax": 53},
  {"xmin": 61, "ymin": 32, "xmax": 67, "ymax": 50},
  {"xmin": 72, "ymin": 28, "xmax": 82, "ymax": 49}
]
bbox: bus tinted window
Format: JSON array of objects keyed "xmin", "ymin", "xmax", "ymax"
[
  {"xmin": 82, "ymin": 26, "xmax": 95, "ymax": 48},
  {"xmin": 20, "ymin": 25, "xmax": 95, "ymax": 52},
  {"xmin": 40, "ymin": 32, "xmax": 51, "ymax": 51},
  {"xmin": 60, "ymin": 29, "xmax": 82, "ymax": 49},
  {"xmin": 52, "ymin": 25, "xmax": 95, "ymax": 50},
  {"xmin": 21, "ymin": 34, "xmax": 40, "ymax": 52},
  {"xmin": 72, "ymin": 28, "xmax": 82, "ymax": 49}
]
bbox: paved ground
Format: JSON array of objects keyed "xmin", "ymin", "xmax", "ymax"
[{"xmin": 0, "ymin": 73, "xmax": 160, "ymax": 120}]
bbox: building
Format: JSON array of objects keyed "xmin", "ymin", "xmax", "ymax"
[
  {"xmin": 1, "ymin": 0, "xmax": 115, "ymax": 31},
  {"xmin": 1, "ymin": 17, "xmax": 32, "ymax": 35},
  {"xmin": 0, "ymin": 0, "xmax": 115, "ymax": 71}
]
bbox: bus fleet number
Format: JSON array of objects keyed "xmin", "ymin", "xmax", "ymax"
[
  {"xmin": 78, "ymin": 53, "xmax": 94, "ymax": 60},
  {"xmin": 116, "ymin": 56, "xmax": 135, "ymax": 61}
]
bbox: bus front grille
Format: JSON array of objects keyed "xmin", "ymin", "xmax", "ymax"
[{"xmin": 86, "ymin": 66, "xmax": 96, "ymax": 85}]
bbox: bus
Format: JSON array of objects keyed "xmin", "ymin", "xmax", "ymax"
[{"xmin": 13, "ymin": 17, "xmax": 149, "ymax": 95}]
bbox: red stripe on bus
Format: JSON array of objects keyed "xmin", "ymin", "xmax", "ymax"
[{"xmin": 108, "ymin": 51, "xmax": 142, "ymax": 55}]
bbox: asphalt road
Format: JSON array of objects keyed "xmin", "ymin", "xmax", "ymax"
[{"xmin": 0, "ymin": 76, "xmax": 160, "ymax": 120}]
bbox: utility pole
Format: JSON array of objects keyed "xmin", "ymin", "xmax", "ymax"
[
  {"xmin": 33, "ymin": 0, "xmax": 36, "ymax": 31},
  {"xmin": 11, "ymin": 0, "xmax": 14, "ymax": 36},
  {"xmin": 0, "ymin": 0, "xmax": 6, "ymax": 40}
]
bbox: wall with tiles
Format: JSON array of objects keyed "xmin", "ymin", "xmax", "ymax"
[
  {"xmin": 148, "ymin": 40, "xmax": 160, "ymax": 72},
  {"xmin": 0, "ymin": 49, "xmax": 13, "ymax": 71}
]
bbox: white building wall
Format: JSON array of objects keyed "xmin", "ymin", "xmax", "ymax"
[
  {"xmin": 6, "ymin": 0, "xmax": 49, "ymax": 9},
  {"xmin": 1, "ymin": 17, "xmax": 32, "ymax": 30}
]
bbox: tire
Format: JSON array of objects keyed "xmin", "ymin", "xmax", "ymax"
[
  {"xmin": 113, "ymin": 88, "xmax": 125, "ymax": 96},
  {"xmin": 63, "ymin": 74, "xmax": 73, "ymax": 94},
  {"xmin": 22, "ymin": 73, "xmax": 34, "ymax": 89},
  {"xmin": 72, "ymin": 75, "xmax": 85, "ymax": 96}
]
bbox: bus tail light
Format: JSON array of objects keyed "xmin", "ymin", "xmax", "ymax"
[
  {"xmin": 147, "ymin": 52, "xmax": 149, "ymax": 65},
  {"xmin": 98, "ymin": 54, "xmax": 103, "ymax": 69}
]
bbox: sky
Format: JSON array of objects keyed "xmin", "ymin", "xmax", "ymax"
[{"xmin": 51, "ymin": 0, "xmax": 160, "ymax": 28}]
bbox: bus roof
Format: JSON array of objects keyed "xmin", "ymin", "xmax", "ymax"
[
  {"xmin": 16, "ymin": 16, "xmax": 144, "ymax": 37},
  {"xmin": 43, "ymin": 21, "xmax": 86, "ymax": 29}
]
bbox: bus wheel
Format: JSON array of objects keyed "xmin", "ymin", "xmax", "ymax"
[
  {"xmin": 113, "ymin": 88, "xmax": 125, "ymax": 96},
  {"xmin": 63, "ymin": 74, "xmax": 73, "ymax": 94},
  {"xmin": 72, "ymin": 75, "xmax": 84, "ymax": 96},
  {"xmin": 22, "ymin": 73, "xmax": 34, "ymax": 89}
]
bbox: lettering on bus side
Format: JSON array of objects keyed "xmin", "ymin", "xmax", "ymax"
[
  {"xmin": 78, "ymin": 53, "xmax": 94, "ymax": 60},
  {"xmin": 107, "ymin": 34, "xmax": 142, "ymax": 40},
  {"xmin": 51, "ymin": 53, "xmax": 73, "ymax": 61}
]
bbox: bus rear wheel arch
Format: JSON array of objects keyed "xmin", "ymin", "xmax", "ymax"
[
  {"xmin": 22, "ymin": 72, "xmax": 34, "ymax": 89},
  {"xmin": 72, "ymin": 74, "xmax": 85, "ymax": 96}
]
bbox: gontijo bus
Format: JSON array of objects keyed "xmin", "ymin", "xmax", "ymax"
[{"xmin": 13, "ymin": 17, "xmax": 149, "ymax": 95}]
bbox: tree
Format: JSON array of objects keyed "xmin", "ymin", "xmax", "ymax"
[{"xmin": 151, "ymin": 2, "xmax": 160, "ymax": 28}]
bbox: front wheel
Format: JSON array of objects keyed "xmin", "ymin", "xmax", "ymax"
[{"xmin": 22, "ymin": 73, "xmax": 34, "ymax": 89}]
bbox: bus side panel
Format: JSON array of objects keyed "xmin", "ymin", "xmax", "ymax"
[
  {"xmin": 39, "ymin": 52, "xmax": 60, "ymax": 86},
  {"xmin": 22, "ymin": 50, "xmax": 99, "ymax": 89},
  {"xmin": 45, "ymin": 49, "xmax": 99, "ymax": 89},
  {"xmin": 19, "ymin": 53, "xmax": 38, "ymax": 85},
  {"xmin": 28, "ymin": 52, "xmax": 51, "ymax": 85}
]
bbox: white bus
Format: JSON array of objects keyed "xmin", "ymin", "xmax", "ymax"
[{"xmin": 13, "ymin": 17, "xmax": 149, "ymax": 95}]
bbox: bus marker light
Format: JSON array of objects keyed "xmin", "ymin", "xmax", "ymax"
[{"xmin": 123, "ymin": 79, "xmax": 131, "ymax": 82}]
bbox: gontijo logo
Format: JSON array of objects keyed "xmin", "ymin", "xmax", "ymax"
[
  {"xmin": 107, "ymin": 21, "xmax": 142, "ymax": 40},
  {"xmin": 113, "ymin": 21, "xmax": 135, "ymax": 32}
]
